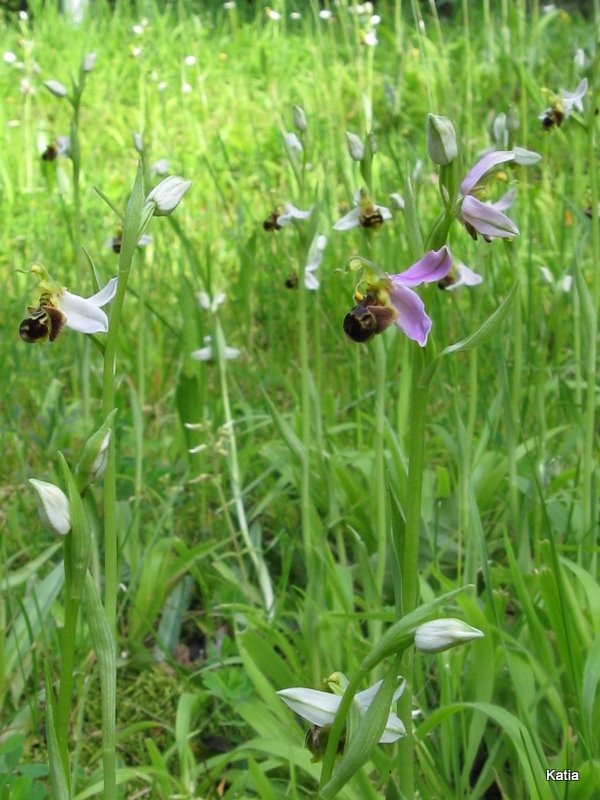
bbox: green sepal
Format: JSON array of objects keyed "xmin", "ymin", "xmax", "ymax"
[
  {"xmin": 57, "ymin": 452, "xmax": 90, "ymax": 600},
  {"xmin": 119, "ymin": 161, "xmax": 146, "ymax": 274}
]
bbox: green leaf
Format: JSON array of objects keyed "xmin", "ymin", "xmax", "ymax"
[
  {"xmin": 404, "ymin": 170, "xmax": 424, "ymax": 260},
  {"xmin": 419, "ymin": 283, "xmax": 519, "ymax": 389}
]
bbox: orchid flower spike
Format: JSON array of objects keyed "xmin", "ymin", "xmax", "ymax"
[
  {"xmin": 277, "ymin": 673, "xmax": 406, "ymax": 760},
  {"xmin": 19, "ymin": 265, "xmax": 117, "ymax": 344},
  {"xmin": 334, "ymin": 188, "xmax": 392, "ymax": 231},
  {"xmin": 343, "ymin": 247, "xmax": 452, "ymax": 347},
  {"xmin": 459, "ymin": 152, "xmax": 519, "ymax": 241}
]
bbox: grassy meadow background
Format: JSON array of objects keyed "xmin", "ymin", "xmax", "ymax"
[{"xmin": 1, "ymin": 0, "xmax": 599, "ymax": 797}]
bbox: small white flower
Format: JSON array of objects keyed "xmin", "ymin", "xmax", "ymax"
[
  {"xmin": 4, "ymin": 51, "xmax": 17, "ymax": 64},
  {"xmin": 133, "ymin": 131, "xmax": 144, "ymax": 153},
  {"xmin": 574, "ymin": 48, "xmax": 587, "ymax": 71},
  {"xmin": 182, "ymin": 82, "xmax": 192, "ymax": 94},
  {"xmin": 185, "ymin": 55, "xmax": 196, "ymax": 66},
  {"xmin": 20, "ymin": 78, "xmax": 33, "ymax": 95},
  {"xmin": 304, "ymin": 234, "xmax": 327, "ymax": 290},
  {"xmin": 224, "ymin": 1, "xmax": 236, "ymax": 8},
  {"xmin": 333, "ymin": 189, "xmax": 392, "ymax": 231},
  {"xmin": 415, "ymin": 618, "xmax": 484, "ymax": 654},
  {"xmin": 277, "ymin": 676, "xmax": 406, "ymax": 744},
  {"xmin": 131, "ymin": 47, "xmax": 143, "ymax": 58},
  {"xmin": 44, "ymin": 79, "xmax": 67, "ymax": 98},
  {"xmin": 197, "ymin": 291, "xmax": 226, "ymax": 313},
  {"xmin": 158, "ymin": 81, "xmax": 167, "ymax": 92},
  {"xmin": 83, "ymin": 52, "xmax": 97, "ymax": 72},
  {"xmin": 18, "ymin": 10, "xmax": 28, "ymax": 20},
  {"xmin": 443, "ymin": 262, "xmax": 483, "ymax": 291},
  {"xmin": 191, "ymin": 335, "xmax": 240, "ymax": 362},
  {"xmin": 132, "ymin": 23, "xmax": 144, "ymax": 34},
  {"xmin": 362, "ymin": 30, "xmax": 378, "ymax": 47},
  {"xmin": 145, "ymin": 175, "xmax": 192, "ymax": 216},
  {"xmin": 151, "ymin": 158, "xmax": 169, "ymax": 176},
  {"xmin": 370, "ymin": 13, "xmax": 381, "ymax": 24},
  {"xmin": 319, "ymin": 9, "xmax": 332, "ymax": 20},
  {"xmin": 284, "ymin": 131, "xmax": 303, "ymax": 153},
  {"xmin": 560, "ymin": 78, "xmax": 588, "ymax": 116},
  {"xmin": 539, "ymin": 266, "xmax": 572, "ymax": 293},
  {"xmin": 390, "ymin": 193, "xmax": 405, "ymax": 210},
  {"xmin": 266, "ymin": 8, "xmax": 281, "ymax": 21},
  {"xmin": 290, "ymin": 10, "xmax": 301, "ymax": 19},
  {"xmin": 29, "ymin": 479, "xmax": 71, "ymax": 536},
  {"xmin": 276, "ymin": 202, "xmax": 314, "ymax": 227}
]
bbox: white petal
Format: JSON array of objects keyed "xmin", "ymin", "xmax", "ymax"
[
  {"xmin": 379, "ymin": 712, "xmax": 407, "ymax": 743},
  {"xmin": 376, "ymin": 204, "xmax": 392, "ymax": 220},
  {"xmin": 224, "ymin": 346, "xmax": 240, "ymax": 359},
  {"xmin": 29, "ymin": 479, "xmax": 71, "ymax": 536},
  {"xmin": 191, "ymin": 345, "xmax": 213, "ymax": 361},
  {"xmin": 333, "ymin": 207, "xmax": 362, "ymax": 231},
  {"xmin": 284, "ymin": 132, "xmax": 303, "ymax": 153},
  {"xmin": 539, "ymin": 266, "xmax": 554, "ymax": 284},
  {"xmin": 560, "ymin": 77, "xmax": 588, "ymax": 115},
  {"xmin": 277, "ymin": 203, "xmax": 314, "ymax": 226},
  {"xmin": 559, "ymin": 275, "xmax": 573, "ymax": 293},
  {"xmin": 61, "ymin": 292, "xmax": 110, "ymax": 334},
  {"xmin": 197, "ymin": 292, "xmax": 211, "ymax": 310},
  {"xmin": 212, "ymin": 291, "xmax": 226, "ymax": 309},
  {"xmin": 277, "ymin": 688, "xmax": 341, "ymax": 727},
  {"xmin": 445, "ymin": 263, "xmax": 483, "ymax": 291},
  {"xmin": 86, "ymin": 277, "xmax": 118, "ymax": 307},
  {"xmin": 304, "ymin": 270, "xmax": 320, "ymax": 290}
]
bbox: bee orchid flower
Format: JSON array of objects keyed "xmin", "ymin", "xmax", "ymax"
[
  {"xmin": 277, "ymin": 674, "xmax": 406, "ymax": 748},
  {"xmin": 334, "ymin": 188, "xmax": 392, "ymax": 231},
  {"xmin": 343, "ymin": 247, "xmax": 452, "ymax": 346},
  {"xmin": 19, "ymin": 265, "xmax": 118, "ymax": 344}
]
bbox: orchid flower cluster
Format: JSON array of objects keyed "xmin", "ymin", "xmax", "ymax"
[
  {"xmin": 278, "ymin": 618, "xmax": 483, "ymax": 763},
  {"xmin": 262, "ymin": 110, "xmax": 534, "ymax": 348}
]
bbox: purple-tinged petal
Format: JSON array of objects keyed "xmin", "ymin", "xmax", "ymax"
[
  {"xmin": 388, "ymin": 283, "xmax": 432, "ymax": 347},
  {"xmin": 333, "ymin": 207, "xmax": 362, "ymax": 231},
  {"xmin": 490, "ymin": 188, "xmax": 516, "ymax": 212},
  {"xmin": 461, "ymin": 195, "xmax": 519, "ymax": 238},
  {"xmin": 460, "ymin": 150, "xmax": 515, "ymax": 195},
  {"xmin": 391, "ymin": 246, "xmax": 452, "ymax": 287}
]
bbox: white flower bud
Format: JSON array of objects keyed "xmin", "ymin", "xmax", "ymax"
[
  {"xmin": 415, "ymin": 618, "xmax": 484, "ymax": 654},
  {"xmin": 44, "ymin": 80, "xmax": 68, "ymax": 98},
  {"xmin": 345, "ymin": 131, "xmax": 365, "ymax": 161},
  {"xmin": 145, "ymin": 175, "xmax": 192, "ymax": 216},
  {"xmin": 133, "ymin": 132, "xmax": 144, "ymax": 154},
  {"xmin": 83, "ymin": 52, "xmax": 97, "ymax": 72},
  {"xmin": 29, "ymin": 478, "xmax": 71, "ymax": 536},
  {"xmin": 426, "ymin": 114, "xmax": 458, "ymax": 165},
  {"xmin": 293, "ymin": 105, "xmax": 307, "ymax": 132}
]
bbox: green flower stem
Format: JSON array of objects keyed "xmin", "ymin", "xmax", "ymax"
[
  {"xmin": 55, "ymin": 577, "xmax": 80, "ymax": 783},
  {"xmin": 395, "ymin": 344, "xmax": 428, "ymax": 798},
  {"xmin": 373, "ymin": 335, "xmax": 387, "ymax": 613},
  {"xmin": 214, "ymin": 319, "xmax": 274, "ymax": 614},
  {"xmin": 583, "ymin": 74, "xmax": 599, "ymax": 573}
]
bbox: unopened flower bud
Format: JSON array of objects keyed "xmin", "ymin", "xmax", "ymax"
[
  {"xmin": 83, "ymin": 52, "xmax": 97, "ymax": 72},
  {"xmin": 44, "ymin": 80, "xmax": 68, "ymax": 98},
  {"xmin": 145, "ymin": 175, "xmax": 192, "ymax": 216},
  {"xmin": 29, "ymin": 478, "xmax": 71, "ymax": 536},
  {"xmin": 133, "ymin": 132, "xmax": 144, "ymax": 154},
  {"xmin": 415, "ymin": 618, "xmax": 484, "ymax": 654},
  {"xmin": 75, "ymin": 409, "xmax": 117, "ymax": 491},
  {"xmin": 426, "ymin": 113, "xmax": 458, "ymax": 166},
  {"xmin": 345, "ymin": 131, "xmax": 364, "ymax": 161},
  {"xmin": 293, "ymin": 105, "xmax": 307, "ymax": 132}
]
